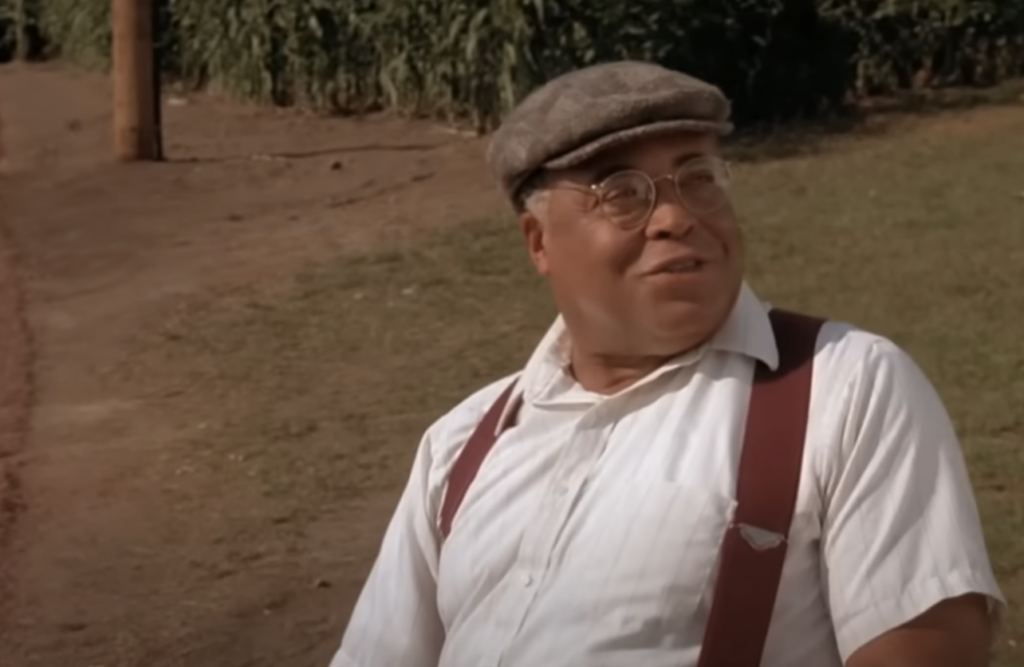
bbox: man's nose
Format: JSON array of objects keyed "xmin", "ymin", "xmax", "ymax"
[{"xmin": 644, "ymin": 180, "xmax": 696, "ymax": 239}]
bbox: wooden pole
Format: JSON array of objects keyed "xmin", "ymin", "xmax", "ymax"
[
  {"xmin": 112, "ymin": 0, "xmax": 162, "ymax": 161},
  {"xmin": 151, "ymin": 0, "xmax": 164, "ymax": 160}
]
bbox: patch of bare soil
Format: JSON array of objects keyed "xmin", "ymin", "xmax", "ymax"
[
  {"xmin": 0, "ymin": 169, "xmax": 33, "ymax": 587},
  {"xmin": 0, "ymin": 62, "xmax": 500, "ymax": 667}
]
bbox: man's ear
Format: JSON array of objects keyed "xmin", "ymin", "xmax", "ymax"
[{"xmin": 519, "ymin": 211, "xmax": 550, "ymax": 276}]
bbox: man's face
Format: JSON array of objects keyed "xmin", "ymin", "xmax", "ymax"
[{"xmin": 520, "ymin": 131, "xmax": 745, "ymax": 357}]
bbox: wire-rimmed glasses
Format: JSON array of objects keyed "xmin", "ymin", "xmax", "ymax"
[{"xmin": 558, "ymin": 156, "xmax": 732, "ymax": 230}]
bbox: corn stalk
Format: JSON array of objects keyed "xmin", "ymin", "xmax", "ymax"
[{"xmin": 7, "ymin": 0, "xmax": 1024, "ymax": 127}]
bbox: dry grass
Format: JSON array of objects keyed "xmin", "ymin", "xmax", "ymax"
[{"xmin": 132, "ymin": 107, "xmax": 1024, "ymax": 664}]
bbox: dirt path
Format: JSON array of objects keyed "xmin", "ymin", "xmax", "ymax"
[
  {"xmin": 0, "ymin": 63, "xmax": 500, "ymax": 667},
  {"xmin": 0, "ymin": 154, "xmax": 33, "ymax": 610}
]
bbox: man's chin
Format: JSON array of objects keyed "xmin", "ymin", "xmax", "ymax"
[{"xmin": 642, "ymin": 297, "xmax": 734, "ymax": 347}]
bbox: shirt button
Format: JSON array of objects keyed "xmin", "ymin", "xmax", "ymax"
[{"xmin": 521, "ymin": 572, "xmax": 534, "ymax": 587}]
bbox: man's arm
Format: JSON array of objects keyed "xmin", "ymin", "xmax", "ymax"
[
  {"xmin": 818, "ymin": 336, "xmax": 1004, "ymax": 667},
  {"xmin": 330, "ymin": 430, "xmax": 445, "ymax": 667},
  {"xmin": 846, "ymin": 593, "xmax": 993, "ymax": 667}
]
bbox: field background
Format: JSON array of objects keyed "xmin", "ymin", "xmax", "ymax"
[
  {"xmin": 3, "ymin": 0, "xmax": 1024, "ymax": 126},
  {"xmin": 1, "ymin": 1, "xmax": 1024, "ymax": 665}
]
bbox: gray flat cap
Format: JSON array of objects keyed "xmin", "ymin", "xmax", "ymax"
[{"xmin": 487, "ymin": 60, "xmax": 733, "ymax": 205}]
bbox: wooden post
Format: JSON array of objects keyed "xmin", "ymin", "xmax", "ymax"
[
  {"xmin": 151, "ymin": 0, "xmax": 164, "ymax": 159},
  {"xmin": 112, "ymin": 0, "xmax": 162, "ymax": 161}
]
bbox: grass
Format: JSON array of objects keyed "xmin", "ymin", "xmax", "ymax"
[{"xmin": 135, "ymin": 107, "xmax": 1024, "ymax": 664}]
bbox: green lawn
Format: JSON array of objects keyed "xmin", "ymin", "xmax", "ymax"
[{"xmin": 144, "ymin": 106, "xmax": 1024, "ymax": 664}]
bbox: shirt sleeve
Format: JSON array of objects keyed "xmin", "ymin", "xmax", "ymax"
[
  {"xmin": 820, "ymin": 337, "xmax": 1005, "ymax": 661},
  {"xmin": 329, "ymin": 428, "xmax": 445, "ymax": 667}
]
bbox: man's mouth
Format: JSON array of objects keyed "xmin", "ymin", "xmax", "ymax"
[
  {"xmin": 659, "ymin": 259, "xmax": 702, "ymax": 273},
  {"xmin": 646, "ymin": 257, "xmax": 708, "ymax": 276}
]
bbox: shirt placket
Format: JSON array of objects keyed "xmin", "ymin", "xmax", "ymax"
[{"xmin": 496, "ymin": 413, "xmax": 609, "ymax": 663}]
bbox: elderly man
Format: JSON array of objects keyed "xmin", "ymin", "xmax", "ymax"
[{"xmin": 330, "ymin": 61, "xmax": 1003, "ymax": 667}]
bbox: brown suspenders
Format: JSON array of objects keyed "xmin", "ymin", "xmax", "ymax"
[
  {"xmin": 696, "ymin": 309, "xmax": 823, "ymax": 666},
  {"xmin": 439, "ymin": 309, "xmax": 824, "ymax": 667}
]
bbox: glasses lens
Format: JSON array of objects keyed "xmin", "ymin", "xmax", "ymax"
[
  {"xmin": 598, "ymin": 172, "xmax": 653, "ymax": 228},
  {"xmin": 675, "ymin": 158, "xmax": 730, "ymax": 215}
]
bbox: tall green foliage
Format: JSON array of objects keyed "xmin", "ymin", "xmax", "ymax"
[
  {"xmin": 820, "ymin": 0, "xmax": 1024, "ymax": 93},
  {"xmin": 2, "ymin": 0, "xmax": 1023, "ymax": 127},
  {"xmin": 0, "ymin": 0, "xmax": 42, "ymax": 60}
]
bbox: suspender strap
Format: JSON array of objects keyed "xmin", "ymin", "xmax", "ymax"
[
  {"xmin": 697, "ymin": 309, "xmax": 823, "ymax": 667},
  {"xmin": 438, "ymin": 309, "xmax": 824, "ymax": 667},
  {"xmin": 438, "ymin": 380, "xmax": 520, "ymax": 538}
]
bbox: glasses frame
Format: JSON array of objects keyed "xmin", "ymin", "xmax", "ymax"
[{"xmin": 556, "ymin": 155, "xmax": 733, "ymax": 231}]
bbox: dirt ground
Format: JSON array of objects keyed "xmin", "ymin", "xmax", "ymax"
[{"xmin": 0, "ymin": 62, "xmax": 502, "ymax": 667}]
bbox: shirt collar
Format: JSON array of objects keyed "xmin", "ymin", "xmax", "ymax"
[
  {"xmin": 708, "ymin": 282, "xmax": 779, "ymax": 371},
  {"xmin": 495, "ymin": 282, "xmax": 779, "ymax": 433}
]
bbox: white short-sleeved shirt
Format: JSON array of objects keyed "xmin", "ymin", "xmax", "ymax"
[{"xmin": 331, "ymin": 283, "xmax": 1004, "ymax": 667}]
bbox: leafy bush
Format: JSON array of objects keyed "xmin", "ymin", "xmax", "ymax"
[{"xmin": 2, "ymin": 0, "xmax": 1023, "ymax": 127}]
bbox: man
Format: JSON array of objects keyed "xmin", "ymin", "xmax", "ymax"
[{"xmin": 330, "ymin": 61, "xmax": 1004, "ymax": 667}]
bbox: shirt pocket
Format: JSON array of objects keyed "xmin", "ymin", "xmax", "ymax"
[{"xmin": 561, "ymin": 481, "xmax": 736, "ymax": 642}]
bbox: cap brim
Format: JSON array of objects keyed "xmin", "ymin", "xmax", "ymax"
[{"xmin": 543, "ymin": 119, "xmax": 733, "ymax": 171}]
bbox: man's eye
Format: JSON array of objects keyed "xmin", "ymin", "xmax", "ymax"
[
  {"xmin": 681, "ymin": 170, "xmax": 716, "ymax": 185},
  {"xmin": 605, "ymin": 186, "xmax": 644, "ymax": 201}
]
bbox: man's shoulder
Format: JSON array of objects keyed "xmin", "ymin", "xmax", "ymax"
[
  {"xmin": 422, "ymin": 371, "xmax": 522, "ymax": 465},
  {"xmin": 439, "ymin": 372, "xmax": 522, "ymax": 428},
  {"xmin": 805, "ymin": 319, "xmax": 961, "ymax": 511},
  {"xmin": 810, "ymin": 318, "xmax": 949, "ymax": 439},
  {"xmin": 814, "ymin": 318, "xmax": 914, "ymax": 380},
  {"xmin": 761, "ymin": 303, "xmax": 910, "ymax": 378}
]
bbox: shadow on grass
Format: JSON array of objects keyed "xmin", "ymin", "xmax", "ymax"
[
  {"xmin": 726, "ymin": 78, "xmax": 1024, "ymax": 164},
  {"xmin": 166, "ymin": 141, "xmax": 442, "ymax": 165}
]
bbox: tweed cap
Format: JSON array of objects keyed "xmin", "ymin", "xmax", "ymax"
[{"xmin": 487, "ymin": 60, "xmax": 733, "ymax": 205}]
